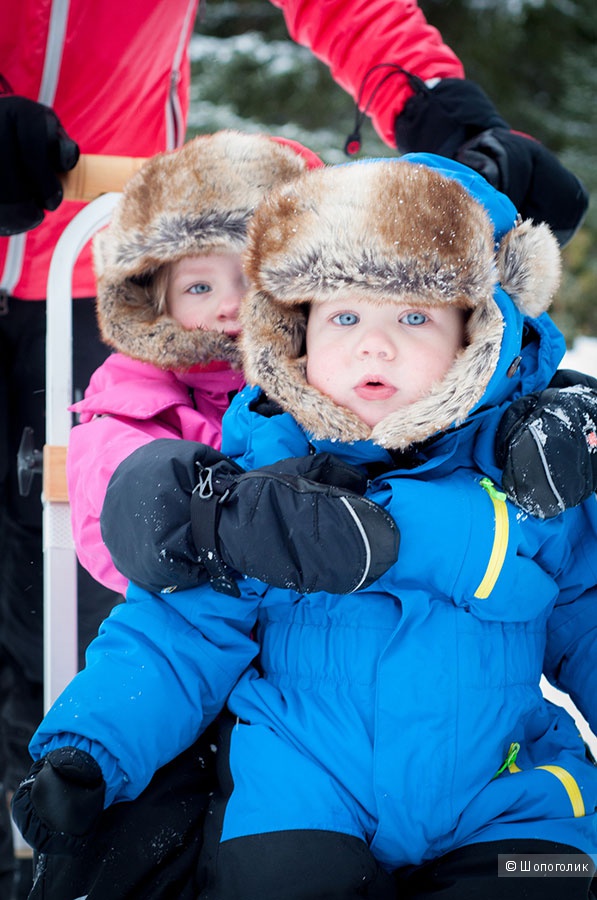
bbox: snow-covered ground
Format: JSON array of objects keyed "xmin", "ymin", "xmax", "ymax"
[
  {"xmin": 563, "ymin": 335, "xmax": 597, "ymax": 379},
  {"xmin": 542, "ymin": 679, "xmax": 596, "ymax": 757}
]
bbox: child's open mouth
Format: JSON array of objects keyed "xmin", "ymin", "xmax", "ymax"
[{"xmin": 354, "ymin": 378, "xmax": 397, "ymax": 401}]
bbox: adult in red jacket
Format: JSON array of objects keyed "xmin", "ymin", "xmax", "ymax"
[
  {"xmin": 0, "ymin": 5, "xmax": 198, "ymax": 898},
  {"xmin": 0, "ymin": 3, "xmax": 592, "ymax": 899}
]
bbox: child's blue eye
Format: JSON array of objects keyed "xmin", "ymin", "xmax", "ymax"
[
  {"xmin": 401, "ymin": 311, "xmax": 428, "ymax": 326},
  {"xmin": 188, "ymin": 283, "xmax": 211, "ymax": 295},
  {"xmin": 332, "ymin": 312, "xmax": 359, "ymax": 326}
]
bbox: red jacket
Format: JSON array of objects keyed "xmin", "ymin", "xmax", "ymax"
[
  {"xmin": 0, "ymin": 0, "xmax": 198, "ymax": 299},
  {"xmin": 1, "ymin": 0, "xmax": 463, "ymax": 300},
  {"xmin": 271, "ymin": 0, "xmax": 464, "ymax": 146}
]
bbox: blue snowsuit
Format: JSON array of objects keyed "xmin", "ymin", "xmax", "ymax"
[
  {"xmin": 31, "ymin": 155, "xmax": 597, "ymax": 871},
  {"xmin": 31, "ymin": 359, "xmax": 597, "ymax": 867},
  {"xmin": 214, "ymin": 382, "xmax": 597, "ymax": 868}
]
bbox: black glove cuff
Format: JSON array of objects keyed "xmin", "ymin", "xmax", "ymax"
[
  {"xmin": 549, "ymin": 369, "xmax": 597, "ymax": 392},
  {"xmin": 101, "ymin": 439, "xmax": 244, "ymax": 594},
  {"xmin": 43, "ymin": 746, "xmax": 104, "ymax": 786},
  {"xmin": 395, "ymin": 78, "xmax": 508, "ymax": 157}
]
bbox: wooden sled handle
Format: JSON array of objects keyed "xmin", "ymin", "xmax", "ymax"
[
  {"xmin": 43, "ymin": 445, "xmax": 69, "ymax": 503},
  {"xmin": 61, "ymin": 154, "xmax": 148, "ymax": 202}
]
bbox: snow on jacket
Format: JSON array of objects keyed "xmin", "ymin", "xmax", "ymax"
[
  {"xmin": 1, "ymin": 0, "xmax": 461, "ymax": 299},
  {"xmin": 31, "ymin": 156, "xmax": 597, "ymax": 865},
  {"xmin": 67, "ymin": 354, "xmax": 244, "ymax": 594}
]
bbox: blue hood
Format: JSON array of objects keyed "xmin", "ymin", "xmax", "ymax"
[{"xmin": 359, "ymin": 153, "xmax": 566, "ymax": 412}]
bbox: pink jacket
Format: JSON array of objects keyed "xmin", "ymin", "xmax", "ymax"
[{"xmin": 67, "ymin": 354, "xmax": 245, "ymax": 594}]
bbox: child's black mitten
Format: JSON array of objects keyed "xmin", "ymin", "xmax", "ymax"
[
  {"xmin": 394, "ymin": 77, "xmax": 588, "ymax": 246},
  {"xmin": 0, "ymin": 93, "xmax": 79, "ymax": 235},
  {"xmin": 496, "ymin": 373, "xmax": 597, "ymax": 518},
  {"xmin": 11, "ymin": 747, "xmax": 105, "ymax": 855},
  {"xmin": 100, "ymin": 439, "xmax": 399, "ymax": 596}
]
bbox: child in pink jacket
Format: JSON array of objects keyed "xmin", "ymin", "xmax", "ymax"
[
  {"xmin": 67, "ymin": 130, "xmax": 391, "ymax": 602},
  {"xmin": 66, "ymin": 130, "xmax": 323, "ymax": 595}
]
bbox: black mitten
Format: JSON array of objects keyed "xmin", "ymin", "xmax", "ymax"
[
  {"xmin": 395, "ymin": 77, "xmax": 588, "ymax": 246},
  {"xmin": 496, "ymin": 374, "xmax": 597, "ymax": 518},
  {"xmin": 11, "ymin": 747, "xmax": 105, "ymax": 855},
  {"xmin": 0, "ymin": 94, "xmax": 80, "ymax": 235},
  {"xmin": 192, "ymin": 452, "xmax": 400, "ymax": 596},
  {"xmin": 101, "ymin": 439, "xmax": 399, "ymax": 596}
]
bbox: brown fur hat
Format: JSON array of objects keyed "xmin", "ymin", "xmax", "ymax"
[
  {"xmin": 94, "ymin": 131, "xmax": 319, "ymax": 370},
  {"xmin": 241, "ymin": 158, "xmax": 561, "ymax": 448}
]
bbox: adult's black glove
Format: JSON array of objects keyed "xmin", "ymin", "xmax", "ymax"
[
  {"xmin": 496, "ymin": 371, "xmax": 597, "ymax": 518},
  {"xmin": 11, "ymin": 747, "xmax": 105, "ymax": 855},
  {"xmin": 395, "ymin": 77, "xmax": 588, "ymax": 246},
  {"xmin": 0, "ymin": 94, "xmax": 80, "ymax": 235},
  {"xmin": 100, "ymin": 439, "xmax": 399, "ymax": 597}
]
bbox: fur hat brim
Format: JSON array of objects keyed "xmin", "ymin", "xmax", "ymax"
[
  {"xmin": 241, "ymin": 159, "xmax": 561, "ymax": 448},
  {"xmin": 94, "ymin": 131, "xmax": 318, "ymax": 370}
]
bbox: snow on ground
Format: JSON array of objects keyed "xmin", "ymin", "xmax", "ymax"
[
  {"xmin": 563, "ymin": 335, "xmax": 597, "ymax": 378},
  {"xmin": 541, "ymin": 680, "xmax": 597, "ymax": 757},
  {"xmin": 542, "ymin": 335, "xmax": 597, "ymax": 754}
]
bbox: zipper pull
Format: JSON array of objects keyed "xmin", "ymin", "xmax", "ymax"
[
  {"xmin": 480, "ymin": 476, "xmax": 507, "ymax": 502},
  {"xmin": 193, "ymin": 465, "xmax": 214, "ymax": 499},
  {"xmin": 493, "ymin": 741, "xmax": 521, "ymax": 778}
]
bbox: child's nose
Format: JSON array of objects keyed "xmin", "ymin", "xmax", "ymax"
[
  {"xmin": 356, "ymin": 328, "xmax": 396, "ymax": 360},
  {"xmin": 217, "ymin": 289, "xmax": 243, "ymax": 321}
]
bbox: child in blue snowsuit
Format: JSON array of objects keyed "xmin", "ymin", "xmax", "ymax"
[{"xmin": 17, "ymin": 155, "xmax": 597, "ymax": 898}]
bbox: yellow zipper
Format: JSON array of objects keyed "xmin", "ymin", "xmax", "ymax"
[{"xmin": 474, "ymin": 478, "xmax": 509, "ymax": 600}]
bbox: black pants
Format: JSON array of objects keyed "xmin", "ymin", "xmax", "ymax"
[
  {"xmin": 0, "ymin": 296, "xmax": 121, "ymax": 895},
  {"xmin": 197, "ymin": 832, "xmax": 595, "ymax": 900}
]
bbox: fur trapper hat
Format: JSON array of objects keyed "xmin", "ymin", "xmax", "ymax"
[
  {"xmin": 241, "ymin": 155, "xmax": 562, "ymax": 449},
  {"xmin": 94, "ymin": 131, "xmax": 321, "ymax": 370}
]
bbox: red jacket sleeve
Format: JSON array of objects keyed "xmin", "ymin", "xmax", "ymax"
[{"xmin": 272, "ymin": 0, "xmax": 464, "ymax": 147}]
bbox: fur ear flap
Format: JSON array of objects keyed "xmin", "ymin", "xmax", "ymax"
[{"xmin": 496, "ymin": 220, "xmax": 562, "ymax": 318}]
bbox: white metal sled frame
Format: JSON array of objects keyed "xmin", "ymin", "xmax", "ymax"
[{"xmin": 44, "ymin": 192, "xmax": 121, "ymax": 711}]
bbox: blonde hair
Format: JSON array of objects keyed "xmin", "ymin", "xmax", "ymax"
[
  {"xmin": 152, "ymin": 266, "xmax": 171, "ymax": 316},
  {"xmin": 124, "ymin": 265, "xmax": 170, "ymax": 318}
]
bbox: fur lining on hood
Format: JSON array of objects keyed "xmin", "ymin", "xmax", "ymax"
[
  {"xmin": 94, "ymin": 131, "xmax": 320, "ymax": 370},
  {"xmin": 241, "ymin": 157, "xmax": 561, "ymax": 449}
]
